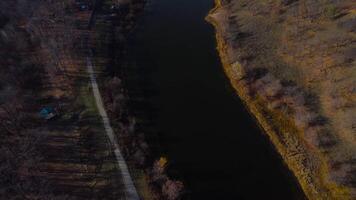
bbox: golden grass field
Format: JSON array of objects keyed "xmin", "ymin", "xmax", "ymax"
[{"xmin": 207, "ymin": 0, "xmax": 356, "ymax": 199}]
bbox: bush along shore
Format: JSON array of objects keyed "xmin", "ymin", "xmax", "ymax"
[
  {"xmin": 207, "ymin": 0, "xmax": 356, "ymax": 199},
  {"xmin": 91, "ymin": 0, "xmax": 185, "ymax": 199}
]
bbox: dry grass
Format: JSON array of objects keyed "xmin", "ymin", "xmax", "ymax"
[{"xmin": 207, "ymin": 0, "xmax": 356, "ymax": 198}]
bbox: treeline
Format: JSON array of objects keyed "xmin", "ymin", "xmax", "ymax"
[
  {"xmin": 238, "ymin": 66, "xmax": 336, "ymax": 149},
  {"xmin": 0, "ymin": 1, "xmax": 75, "ymax": 199},
  {"xmin": 103, "ymin": 77, "xmax": 184, "ymax": 200},
  {"xmin": 96, "ymin": 1, "xmax": 185, "ymax": 199}
]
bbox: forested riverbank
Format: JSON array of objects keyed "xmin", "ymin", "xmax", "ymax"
[
  {"xmin": 0, "ymin": 0, "xmax": 185, "ymax": 198},
  {"xmin": 91, "ymin": 0, "xmax": 185, "ymax": 199}
]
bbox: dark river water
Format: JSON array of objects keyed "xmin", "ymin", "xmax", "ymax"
[{"xmin": 125, "ymin": 0, "xmax": 306, "ymax": 199}]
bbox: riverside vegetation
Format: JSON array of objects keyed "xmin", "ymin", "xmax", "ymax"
[
  {"xmin": 207, "ymin": 0, "xmax": 356, "ymax": 199},
  {"xmin": 93, "ymin": 0, "xmax": 184, "ymax": 199}
]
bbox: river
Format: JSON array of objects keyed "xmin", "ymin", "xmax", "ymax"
[{"xmin": 125, "ymin": 0, "xmax": 305, "ymax": 199}]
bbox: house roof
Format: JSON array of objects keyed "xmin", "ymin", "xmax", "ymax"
[{"xmin": 40, "ymin": 107, "xmax": 55, "ymax": 117}]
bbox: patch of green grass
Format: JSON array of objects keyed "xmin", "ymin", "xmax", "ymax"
[
  {"xmin": 80, "ymin": 82, "xmax": 98, "ymax": 115},
  {"xmin": 324, "ymin": 4, "xmax": 339, "ymax": 19}
]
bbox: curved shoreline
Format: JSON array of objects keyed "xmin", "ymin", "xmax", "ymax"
[{"xmin": 205, "ymin": 0, "xmax": 351, "ymax": 199}]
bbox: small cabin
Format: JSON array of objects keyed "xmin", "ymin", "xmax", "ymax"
[{"xmin": 39, "ymin": 107, "xmax": 57, "ymax": 120}]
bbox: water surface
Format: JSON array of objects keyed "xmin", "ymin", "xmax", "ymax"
[{"xmin": 127, "ymin": 0, "xmax": 305, "ymax": 199}]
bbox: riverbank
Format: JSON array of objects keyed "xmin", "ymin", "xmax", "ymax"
[
  {"xmin": 91, "ymin": 1, "xmax": 185, "ymax": 199},
  {"xmin": 206, "ymin": 0, "xmax": 355, "ymax": 199},
  {"xmin": 127, "ymin": 0, "xmax": 314, "ymax": 198}
]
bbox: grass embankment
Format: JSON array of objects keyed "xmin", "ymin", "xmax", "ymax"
[
  {"xmin": 69, "ymin": 66, "xmax": 126, "ymax": 197},
  {"xmin": 206, "ymin": 0, "xmax": 352, "ymax": 199}
]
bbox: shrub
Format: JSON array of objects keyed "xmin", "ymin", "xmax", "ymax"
[
  {"xmin": 162, "ymin": 180, "xmax": 184, "ymax": 200},
  {"xmin": 323, "ymin": 4, "xmax": 338, "ymax": 19}
]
